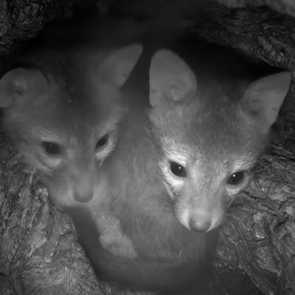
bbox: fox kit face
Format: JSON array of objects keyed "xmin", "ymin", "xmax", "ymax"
[
  {"xmin": 149, "ymin": 49, "xmax": 291, "ymax": 232},
  {"xmin": 0, "ymin": 44, "xmax": 143, "ymax": 208}
]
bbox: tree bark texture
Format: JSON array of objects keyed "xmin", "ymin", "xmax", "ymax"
[
  {"xmin": 0, "ymin": 0, "xmax": 76, "ymax": 54},
  {"xmin": 0, "ymin": 0, "xmax": 295, "ymax": 295},
  {"xmin": 215, "ymin": 0, "xmax": 295, "ymax": 18}
]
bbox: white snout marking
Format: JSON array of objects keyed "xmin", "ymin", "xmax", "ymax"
[{"xmin": 177, "ymin": 209, "xmax": 190, "ymax": 230}]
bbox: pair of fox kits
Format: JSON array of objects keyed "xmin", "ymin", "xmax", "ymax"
[{"xmin": 0, "ymin": 16, "xmax": 292, "ymax": 294}]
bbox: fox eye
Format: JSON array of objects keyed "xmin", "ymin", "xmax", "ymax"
[
  {"xmin": 226, "ymin": 171, "xmax": 245, "ymax": 186},
  {"xmin": 95, "ymin": 134, "xmax": 109, "ymax": 150},
  {"xmin": 170, "ymin": 161, "xmax": 187, "ymax": 177},
  {"xmin": 42, "ymin": 142, "xmax": 61, "ymax": 155}
]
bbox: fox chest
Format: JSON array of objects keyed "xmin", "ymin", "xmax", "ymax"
[{"xmin": 95, "ymin": 209, "xmax": 208, "ymax": 264}]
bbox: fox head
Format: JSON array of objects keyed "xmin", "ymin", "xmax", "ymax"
[
  {"xmin": 0, "ymin": 44, "xmax": 142, "ymax": 208},
  {"xmin": 148, "ymin": 49, "xmax": 291, "ymax": 232}
]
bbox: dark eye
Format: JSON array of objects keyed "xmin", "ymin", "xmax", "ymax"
[
  {"xmin": 95, "ymin": 134, "xmax": 109, "ymax": 150},
  {"xmin": 170, "ymin": 161, "xmax": 187, "ymax": 177},
  {"xmin": 226, "ymin": 171, "xmax": 245, "ymax": 186},
  {"xmin": 42, "ymin": 142, "xmax": 61, "ymax": 155}
]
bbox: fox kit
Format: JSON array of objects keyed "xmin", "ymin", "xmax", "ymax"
[
  {"xmin": 65, "ymin": 38, "xmax": 291, "ymax": 294},
  {"xmin": 147, "ymin": 41, "xmax": 291, "ymax": 232},
  {"xmin": 149, "ymin": 45, "xmax": 291, "ymax": 232},
  {"xmin": 0, "ymin": 18, "xmax": 143, "ymax": 209}
]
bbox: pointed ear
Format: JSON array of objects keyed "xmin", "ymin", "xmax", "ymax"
[
  {"xmin": 242, "ymin": 71, "xmax": 292, "ymax": 133},
  {"xmin": 149, "ymin": 49, "xmax": 197, "ymax": 108},
  {"xmin": 100, "ymin": 44, "xmax": 143, "ymax": 88},
  {"xmin": 0, "ymin": 68, "xmax": 49, "ymax": 108}
]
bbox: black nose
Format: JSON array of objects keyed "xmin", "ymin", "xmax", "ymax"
[
  {"xmin": 189, "ymin": 219, "xmax": 211, "ymax": 233},
  {"xmin": 74, "ymin": 192, "xmax": 93, "ymax": 203}
]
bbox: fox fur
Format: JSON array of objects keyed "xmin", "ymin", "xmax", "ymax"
[
  {"xmin": 65, "ymin": 107, "xmax": 219, "ymax": 295},
  {"xmin": 65, "ymin": 35, "xmax": 291, "ymax": 294},
  {"xmin": 0, "ymin": 17, "xmax": 143, "ymax": 208},
  {"xmin": 0, "ymin": 11, "xmax": 291, "ymax": 294}
]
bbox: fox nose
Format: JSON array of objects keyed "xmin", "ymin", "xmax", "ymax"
[
  {"xmin": 189, "ymin": 219, "xmax": 211, "ymax": 232},
  {"xmin": 188, "ymin": 212, "xmax": 212, "ymax": 232},
  {"xmin": 74, "ymin": 191, "xmax": 93, "ymax": 203},
  {"xmin": 71, "ymin": 171, "xmax": 95, "ymax": 203}
]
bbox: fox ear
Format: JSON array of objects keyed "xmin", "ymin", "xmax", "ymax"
[
  {"xmin": 242, "ymin": 71, "xmax": 292, "ymax": 133},
  {"xmin": 0, "ymin": 68, "xmax": 49, "ymax": 108},
  {"xmin": 100, "ymin": 44, "xmax": 143, "ymax": 88},
  {"xmin": 149, "ymin": 49, "xmax": 197, "ymax": 107}
]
